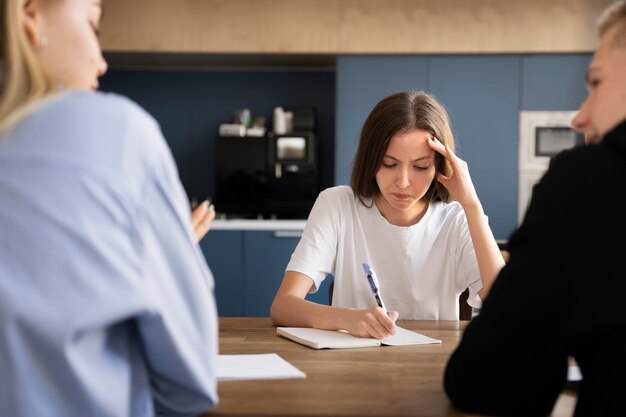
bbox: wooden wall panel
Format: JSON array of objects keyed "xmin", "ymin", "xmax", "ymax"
[
  {"xmin": 100, "ymin": 0, "xmax": 339, "ymax": 53},
  {"xmin": 100, "ymin": 0, "xmax": 614, "ymax": 54},
  {"xmin": 337, "ymin": 0, "xmax": 611, "ymax": 53}
]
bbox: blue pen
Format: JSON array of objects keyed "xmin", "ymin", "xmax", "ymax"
[{"xmin": 362, "ymin": 263, "xmax": 387, "ymax": 312}]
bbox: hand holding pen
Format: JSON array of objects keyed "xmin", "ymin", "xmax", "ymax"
[{"xmin": 354, "ymin": 263, "xmax": 398, "ymax": 339}]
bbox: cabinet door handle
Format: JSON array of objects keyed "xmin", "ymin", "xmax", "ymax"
[{"xmin": 273, "ymin": 231, "xmax": 303, "ymax": 238}]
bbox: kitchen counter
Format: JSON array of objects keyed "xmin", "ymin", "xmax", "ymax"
[{"xmin": 210, "ymin": 219, "xmax": 306, "ymax": 231}]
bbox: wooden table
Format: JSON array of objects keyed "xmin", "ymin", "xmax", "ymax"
[{"xmin": 204, "ymin": 318, "xmax": 576, "ymax": 417}]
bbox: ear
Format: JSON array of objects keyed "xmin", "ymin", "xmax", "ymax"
[{"xmin": 22, "ymin": 0, "xmax": 43, "ymax": 48}]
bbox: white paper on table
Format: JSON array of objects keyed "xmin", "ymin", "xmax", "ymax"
[{"xmin": 217, "ymin": 353, "xmax": 306, "ymax": 381}]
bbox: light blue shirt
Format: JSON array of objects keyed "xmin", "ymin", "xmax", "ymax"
[{"xmin": 0, "ymin": 91, "xmax": 219, "ymax": 416}]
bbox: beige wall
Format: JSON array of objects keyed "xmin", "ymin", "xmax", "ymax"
[{"xmin": 100, "ymin": 0, "xmax": 614, "ymax": 54}]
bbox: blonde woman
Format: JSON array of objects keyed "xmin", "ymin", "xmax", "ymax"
[
  {"xmin": 445, "ymin": 2, "xmax": 626, "ymax": 415},
  {"xmin": 0, "ymin": 0, "xmax": 218, "ymax": 415}
]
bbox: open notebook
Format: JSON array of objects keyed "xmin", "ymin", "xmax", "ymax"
[{"xmin": 277, "ymin": 326, "xmax": 441, "ymax": 349}]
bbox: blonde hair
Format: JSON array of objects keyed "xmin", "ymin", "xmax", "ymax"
[
  {"xmin": 0, "ymin": 0, "xmax": 58, "ymax": 133},
  {"xmin": 598, "ymin": 0, "xmax": 626, "ymax": 47}
]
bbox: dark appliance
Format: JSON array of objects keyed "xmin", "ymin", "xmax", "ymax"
[
  {"xmin": 266, "ymin": 131, "xmax": 319, "ymax": 219},
  {"xmin": 215, "ymin": 106, "xmax": 320, "ymax": 219},
  {"xmin": 284, "ymin": 106, "xmax": 316, "ymax": 131},
  {"xmin": 215, "ymin": 136, "xmax": 268, "ymax": 218}
]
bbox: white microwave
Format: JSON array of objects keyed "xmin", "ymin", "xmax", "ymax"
[{"xmin": 518, "ymin": 111, "xmax": 584, "ymax": 224}]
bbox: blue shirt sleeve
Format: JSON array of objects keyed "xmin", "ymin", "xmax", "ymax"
[{"xmin": 0, "ymin": 91, "xmax": 219, "ymax": 417}]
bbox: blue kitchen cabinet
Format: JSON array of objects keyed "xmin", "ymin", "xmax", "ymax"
[
  {"xmin": 200, "ymin": 228, "xmax": 331, "ymax": 317},
  {"xmin": 200, "ymin": 226, "xmax": 332, "ymax": 317},
  {"xmin": 428, "ymin": 55, "xmax": 520, "ymax": 240},
  {"xmin": 200, "ymin": 230, "xmax": 244, "ymax": 316},
  {"xmin": 243, "ymin": 230, "xmax": 331, "ymax": 317}
]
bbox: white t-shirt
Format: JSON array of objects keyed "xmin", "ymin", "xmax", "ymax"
[{"xmin": 286, "ymin": 185, "xmax": 483, "ymax": 320}]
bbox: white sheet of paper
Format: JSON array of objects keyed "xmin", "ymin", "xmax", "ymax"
[
  {"xmin": 217, "ymin": 353, "xmax": 306, "ymax": 381},
  {"xmin": 382, "ymin": 326, "xmax": 442, "ymax": 346}
]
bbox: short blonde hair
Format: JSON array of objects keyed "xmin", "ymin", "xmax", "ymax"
[
  {"xmin": 0, "ymin": 0, "xmax": 57, "ymax": 133},
  {"xmin": 598, "ymin": 0, "xmax": 626, "ymax": 46}
]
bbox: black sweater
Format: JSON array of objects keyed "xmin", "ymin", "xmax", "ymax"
[{"xmin": 444, "ymin": 119, "xmax": 626, "ymax": 417}]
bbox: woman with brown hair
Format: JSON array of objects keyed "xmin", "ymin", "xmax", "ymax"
[{"xmin": 271, "ymin": 91, "xmax": 504, "ymax": 339}]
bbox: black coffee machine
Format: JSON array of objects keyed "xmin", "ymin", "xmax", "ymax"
[
  {"xmin": 214, "ymin": 136, "xmax": 268, "ymax": 219},
  {"xmin": 214, "ymin": 106, "xmax": 319, "ymax": 219},
  {"xmin": 266, "ymin": 130, "xmax": 318, "ymax": 218}
]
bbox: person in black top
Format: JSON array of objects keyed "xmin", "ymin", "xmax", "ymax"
[{"xmin": 444, "ymin": 1, "xmax": 626, "ymax": 416}]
